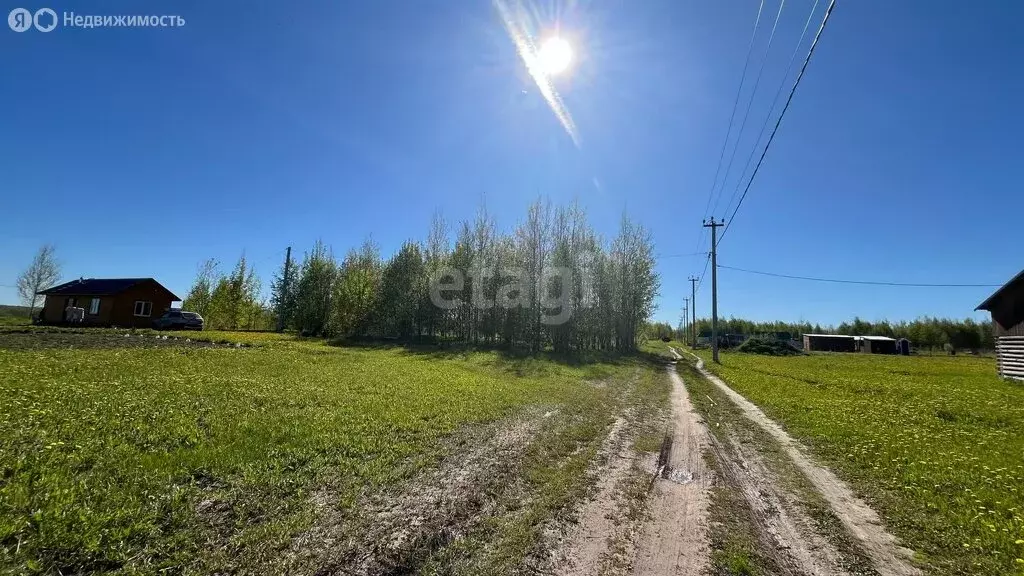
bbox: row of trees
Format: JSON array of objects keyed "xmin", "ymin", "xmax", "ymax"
[
  {"xmin": 182, "ymin": 256, "xmax": 275, "ymax": 330},
  {"xmin": 679, "ymin": 316, "xmax": 996, "ymax": 351},
  {"xmin": 252, "ymin": 199, "xmax": 660, "ymax": 352}
]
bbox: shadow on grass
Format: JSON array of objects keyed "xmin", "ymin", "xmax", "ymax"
[{"xmin": 327, "ymin": 337, "xmax": 670, "ymax": 369}]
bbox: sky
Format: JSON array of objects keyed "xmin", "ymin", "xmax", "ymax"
[{"xmin": 2, "ymin": 0, "xmax": 1022, "ymax": 327}]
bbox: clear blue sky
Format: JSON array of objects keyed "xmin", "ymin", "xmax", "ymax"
[{"xmin": 2, "ymin": 0, "xmax": 1021, "ymax": 327}]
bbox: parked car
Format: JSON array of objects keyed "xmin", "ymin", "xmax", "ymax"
[{"xmin": 152, "ymin": 310, "xmax": 204, "ymax": 331}]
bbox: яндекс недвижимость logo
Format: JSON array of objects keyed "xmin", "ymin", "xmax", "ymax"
[
  {"xmin": 8, "ymin": 7, "xmax": 57, "ymax": 32},
  {"xmin": 8, "ymin": 8, "xmax": 185, "ymax": 32}
]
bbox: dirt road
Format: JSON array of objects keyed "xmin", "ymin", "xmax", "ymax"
[
  {"xmin": 553, "ymin": 348, "xmax": 919, "ymax": 576},
  {"xmin": 629, "ymin": 361, "xmax": 712, "ymax": 576},
  {"xmin": 683, "ymin": 349, "xmax": 920, "ymax": 576}
]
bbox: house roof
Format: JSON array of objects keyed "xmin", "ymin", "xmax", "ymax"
[
  {"xmin": 855, "ymin": 336, "xmax": 897, "ymax": 341},
  {"xmin": 803, "ymin": 333, "xmax": 854, "ymax": 338},
  {"xmin": 976, "ymin": 268, "xmax": 1024, "ymax": 311},
  {"xmin": 38, "ymin": 278, "xmax": 181, "ymax": 300}
]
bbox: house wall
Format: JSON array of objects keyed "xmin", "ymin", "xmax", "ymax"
[
  {"xmin": 41, "ymin": 295, "xmax": 115, "ymax": 324},
  {"xmin": 994, "ymin": 319, "xmax": 1024, "ymax": 338},
  {"xmin": 990, "ymin": 282, "xmax": 1024, "ymax": 337},
  {"xmin": 987, "ymin": 285, "xmax": 1024, "ymax": 379},
  {"xmin": 109, "ymin": 282, "xmax": 177, "ymax": 328},
  {"xmin": 41, "ymin": 296, "xmax": 65, "ymax": 322}
]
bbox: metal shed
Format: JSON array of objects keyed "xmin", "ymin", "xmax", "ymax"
[
  {"xmin": 855, "ymin": 335, "xmax": 898, "ymax": 355},
  {"xmin": 802, "ymin": 334, "xmax": 857, "ymax": 352}
]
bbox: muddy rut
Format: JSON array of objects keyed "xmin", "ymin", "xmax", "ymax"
[{"xmin": 629, "ymin": 362, "xmax": 713, "ymax": 576}]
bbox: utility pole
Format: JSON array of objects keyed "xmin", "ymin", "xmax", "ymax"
[
  {"xmin": 703, "ymin": 218, "xmax": 725, "ymax": 363},
  {"xmin": 276, "ymin": 246, "xmax": 292, "ymax": 332},
  {"xmin": 688, "ymin": 275, "xmax": 698, "ymax": 349},
  {"xmin": 682, "ymin": 297, "xmax": 689, "ymax": 343}
]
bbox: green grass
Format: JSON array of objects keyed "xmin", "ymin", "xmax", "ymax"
[
  {"xmin": 0, "ymin": 306, "xmax": 32, "ymax": 327},
  {"xmin": 0, "ymin": 334, "xmax": 647, "ymax": 574},
  {"xmin": 695, "ymin": 349, "xmax": 1024, "ymax": 575}
]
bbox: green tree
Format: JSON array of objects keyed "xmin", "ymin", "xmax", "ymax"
[
  {"xmin": 182, "ymin": 259, "xmax": 218, "ymax": 320},
  {"xmin": 378, "ymin": 241, "xmax": 424, "ymax": 339},
  {"xmin": 293, "ymin": 241, "xmax": 337, "ymax": 336},
  {"xmin": 331, "ymin": 239, "xmax": 382, "ymax": 338},
  {"xmin": 270, "ymin": 255, "xmax": 297, "ymax": 331}
]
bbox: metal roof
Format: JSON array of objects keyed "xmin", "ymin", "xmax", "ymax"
[
  {"xmin": 855, "ymin": 336, "xmax": 897, "ymax": 341},
  {"xmin": 976, "ymin": 268, "xmax": 1024, "ymax": 311},
  {"xmin": 38, "ymin": 278, "xmax": 181, "ymax": 300},
  {"xmin": 802, "ymin": 333, "xmax": 854, "ymax": 338}
]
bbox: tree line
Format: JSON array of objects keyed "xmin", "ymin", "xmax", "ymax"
[
  {"xmin": 184, "ymin": 199, "xmax": 660, "ymax": 352},
  {"xmin": 673, "ymin": 316, "xmax": 996, "ymax": 351}
]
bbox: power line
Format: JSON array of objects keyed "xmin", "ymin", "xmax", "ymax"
[
  {"xmin": 718, "ymin": 264, "xmax": 1003, "ymax": 287},
  {"xmin": 710, "ymin": 0, "xmax": 788, "ymax": 217},
  {"xmin": 720, "ymin": 0, "xmax": 837, "ymax": 244},
  {"xmin": 721, "ymin": 0, "xmax": 821, "ymax": 219},
  {"xmin": 659, "ymin": 251, "xmax": 708, "ymax": 259},
  {"xmin": 696, "ymin": 251, "xmax": 712, "ymax": 293},
  {"xmin": 693, "ymin": 0, "xmax": 766, "ymax": 258}
]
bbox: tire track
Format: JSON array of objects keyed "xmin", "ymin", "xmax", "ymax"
[{"xmin": 679, "ymin": 348, "xmax": 920, "ymax": 576}]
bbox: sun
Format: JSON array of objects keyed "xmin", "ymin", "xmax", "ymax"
[{"xmin": 537, "ymin": 36, "xmax": 573, "ymax": 76}]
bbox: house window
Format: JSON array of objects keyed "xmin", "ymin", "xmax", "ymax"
[
  {"xmin": 89, "ymin": 298, "xmax": 100, "ymax": 315},
  {"xmin": 133, "ymin": 301, "xmax": 153, "ymax": 317}
]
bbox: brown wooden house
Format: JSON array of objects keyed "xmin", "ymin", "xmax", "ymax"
[
  {"xmin": 976, "ymin": 269, "xmax": 1024, "ymax": 380},
  {"xmin": 37, "ymin": 278, "xmax": 181, "ymax": 328}
]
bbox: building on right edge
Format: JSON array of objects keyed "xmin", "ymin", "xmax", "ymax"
[{"xmin": 976, "ymin": 269, "xmax": 1024, "ymax": 381}]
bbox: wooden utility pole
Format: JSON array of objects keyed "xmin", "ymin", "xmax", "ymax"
[
  {"xmin": 275, "ymin": 246, "xmax": 292, "ymax": 332},
  {"xmin": 682, "ymin": 297, "xmax": 689, "ymax": 342},
  {"xmin": 688, "ymin": 275, "xmax": 698, "ymax": 349},
  {"xmin": 703, "ymin": 218, "xmax": 725, "ymax": 363}
]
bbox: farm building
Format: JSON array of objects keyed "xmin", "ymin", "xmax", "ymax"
[
  {"xmin": 802, "ymin": 334, "xmax": 899, "ymax": 354},
  {"xmin": 802, "ymin": 334, "xmax": 857, "ymax": 352},
  {"xmin": 976, "ymin": 269, "xmax": 1024, "ymax": 380},
  {"xmin": 856, "ymin": 335, "xmax": 898, "ymax": 354},
  {"xmin": 37, "ymin": 278, "xmax": 181, "ymax": 328}
]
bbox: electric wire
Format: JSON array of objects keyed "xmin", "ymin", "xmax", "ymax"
[
  {"xmin": 691, "ymin": 0, "xmax": 766, "ymax": 260},
  {"xmin": 721, "ymin": 0, "xmax": 821, "ymax": 219},
  {"xmin": 710, "ymin": 0, "xmax": 789, "ymax": 217},
  {"xmin": 718, "ymin": 264, "xmax": 1002, "ymax": 287},
  {"xmin": 719, "ymin": 0, "xmax": 837, "ymax": 245}
]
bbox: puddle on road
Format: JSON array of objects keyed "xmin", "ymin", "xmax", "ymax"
[{"xmin": 665, "ymin": 468, "xmax": 694, "ymax": 485}]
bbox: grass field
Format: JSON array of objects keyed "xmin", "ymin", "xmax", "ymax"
[
  {"xmin": 694, "ymin": 349, "xmax": 1024, "ymax": 575},
  {"xmin": 0, "ymin": 329, "xmax": 665, "ymax": 574},
  {"xmin": 0, "ymin": 306, "xmax": 32, "ymax": 327}
]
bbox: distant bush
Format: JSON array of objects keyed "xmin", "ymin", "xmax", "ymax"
[{"xmin": 737, "ymin": 336, "xmax": 800, "ymax": 356}]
